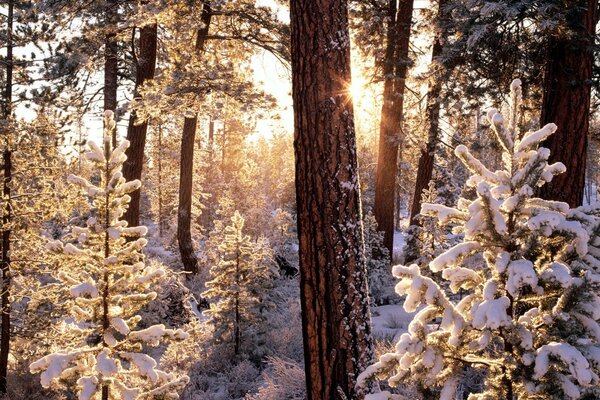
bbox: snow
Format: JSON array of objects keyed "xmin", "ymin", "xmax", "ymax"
[
  {"xmin": 110, "ymin": 317, "xmax": 130, "ymax": 335},
  {"xmin": 95, "ymin": 349, "xmax": 117, "ymax": 377},
  {"xmin": 429, "ymin": 241, "xmax": 481, "ymax": 272},
  {"xmin": 69, "ymin": 282, "xmax": 99, "ymax": 298},
  {"xmin": 129, "ymin": 324, "xmax": 189, "ymax": 346},
  {"xmin": 516, "ymin": 123, "xmax": 557, "ymax": 152},
  {"xmin": 77, "ymin": 376, "xmax": 98, "ymax": 400},
  {"xmin": 29, "ymin": 352, "xmax": 77, "ymax": 387},
  {"xmin": 120, "ymin": 352, "xmax": 159, "ymax": 383},
  {"xmin": 533, "ymin": 342, "xmax": 592, "ymax": 385},
  {"xmin": 370, "ymin": 304, "xmax": 417, "ymax": 340},
  {"xmin": 506, "ymin": 259, "xmax": 539, "ymax": 296},
  {"xmin": 471, "ymin": 296, "xmax": 511, "ymax": 330}
]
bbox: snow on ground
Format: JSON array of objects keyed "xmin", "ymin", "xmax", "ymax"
[
  {"xmin": 371, "ymin": 304, "xmax": 416, "ymax": 341},
  {"xmin": 392, "ymin": 230, "xmax": 406, "ymax": 264}
]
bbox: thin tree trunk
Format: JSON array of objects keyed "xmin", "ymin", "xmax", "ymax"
[
  {"xmin": 538, "ymin": 0, "xmax": 598, "ymax": 207},
  {"xmin": 0, "ymin": 151, "xmax": 11, "ymax": 395},
  {"xmin": 408, "ymin": 0, "xmax": 446, "ymax": 226},
  {"xmin": 290, "ymin": 0, "xmax": 373, "ymax": 398},
  {"xmin": 234, "ymin": 250, "xmax": 240, "ymax": 355},
  {"xmin": 0, "ymin": 1, "xmax": 13, "ymax": 392},
  {"xmin": 104, "ymin": 0, "xmax": 118, "ymax": 148},
  {"xmin": 177, "ymin": 1, "xmax": 212, "ymax": 275},
  {"xmin": 178, "ymin": 116, "xmax": 199, "ymax": 274},
  {"xmin": 200, "ymin": 117, "xmax": 215, "ymax": 233},
  {"xmin": 157, "ymin": 125, "xmax": 164, "ymax": 238},
  {"xmin": 101, "ymin": 147, "xmax": 111, "ymax": 400},
  {"xmin": 123, "ymin": 23, "xmax": 158, "ymax": 228},
  {"xmin": 373, "ymin": 0, "xmax": 415, "ymax": 256}
]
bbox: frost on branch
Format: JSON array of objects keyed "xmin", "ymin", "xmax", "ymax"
[
  {"xmin": 360, "ymin": 80, "xmax": 600, "ymax": 399},
  {"xmin": 30, "ymin": 112, "xmax": 189, "ymax": 400}
]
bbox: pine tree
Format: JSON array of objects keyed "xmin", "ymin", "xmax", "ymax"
[
  {"xmin": 359, "ymin": 80, "xmax": 600, "ymax": 399},
  {"xmin": 30, "ymin": 111, "xmax": 189, "ymax": 400},
  {"xmin": 202, "ymin": 211, "xmax": 276, "ymax": 358}
]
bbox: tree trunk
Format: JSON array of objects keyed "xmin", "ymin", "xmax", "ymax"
[
  {"xmin": 538, "ymin": 0, "xmax": 598, "ymax": 207},
  {"xmin": 123, "ymin": 23, "xmax": 158, "ymax": 228},
  {"xmin": 290, "ymin": 0, "xmax": 374, "ymax": 399},
  {"xmin": 101, "ymin": 148, "xmax": 111, "ymax": 400},
  {"xmin": 178, "ymin": 116, "xmax": 199, "ymax": 274},
  {"xmin": 104, "ymin": 0, "xmax": 118, "ymax": 148},
  {"xmin": 0, "ymin": 1, "xmax": 13, "ymax": 392},
  {"xmin": 408, "ymin": 0, "xmax": 446, "ymax": 226},
  {"xmin": 177, "ymin": 1, "xmax": 212, "ymax": 275},
  {"xmin": 373, "ymin": 0, "xmax": 415, "ymax": 256},
  {"xmin": 234, "ymin": 250, "xmax": 240, "ymax": 355},
  {"xmin": 157, "ymin": 125, "xmax": 165, "ymax": 237}
]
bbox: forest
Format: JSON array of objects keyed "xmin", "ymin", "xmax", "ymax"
[{"xmin": 0, "ymin": 0, "xmax": 599, "ymax": 399}]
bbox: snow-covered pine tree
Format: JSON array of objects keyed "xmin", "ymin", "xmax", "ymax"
[
  {"xmin": 358, "ymin": 80, "xmax": 600, "ymax": 399},
  {"xmin": 30, "ymin": 111, "xmax": 189, "ymax": 400},
  {"xmin": 202, "ymin": 211, "xmax": 277, "ymax": 358}
]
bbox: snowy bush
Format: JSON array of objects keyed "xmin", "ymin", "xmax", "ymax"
[
  {"xmin": 246, "ymin": 357, "xmax": 306, "ymax": 400},
  {"xmin": 359, "ymin": 80, "xmax": 600, "ymax": 399},
  {"xmin": 30, "ymin": 112, "xmax": 189, "ymax": 400}
]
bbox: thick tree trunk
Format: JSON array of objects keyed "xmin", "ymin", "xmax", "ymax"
[
  {"xmin": 408, "ymin": 0, "xmax": 446, "ymax": 226},
  {"xmin": 176, "ymin": 2, "xmax": 212, "ymax": 275},
  {"xmin": 104, "ymin": 0, "xmax": 118, "ymax": 148},
  {"xmin": 373, "ymin": 0, "xmax": 415, "ymax": 256},
  {"xmin": 290, "ymin": 0, "xmax": 373, "ymax": 399},
  {"xmin": 538, "ymin": 0, "xmax": 598, "ymax": 207},
  {"xmin": 0, "ymin": 1, "xmax": 13, "ymax": 392},
  {"xmin": 123, "ymin": 23, "xmax": 158, "ymax": 228}
]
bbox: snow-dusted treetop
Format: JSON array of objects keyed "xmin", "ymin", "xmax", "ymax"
[{"xmin": 359, "ymin": 80, "xmax": 600, "ymax": 400}]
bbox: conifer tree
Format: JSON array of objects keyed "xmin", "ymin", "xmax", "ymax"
[
  {"xmin": 30, "ymin": 111, "xmax": 189, "ymax": 400},
  {"xmin": 202, "ymin": 211, "xmax": 276, "ymax": 357},
  {"xmin": 359, "ymin": 80, "xmax": 600, "ymax": 399}
]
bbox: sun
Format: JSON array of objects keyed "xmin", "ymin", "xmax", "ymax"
[{"xmin": 348, "ymin": 78, "xmax": 366, "ymax": 102}]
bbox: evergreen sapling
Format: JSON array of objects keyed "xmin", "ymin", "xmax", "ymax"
[{"xmin": 30, "ymin": 111, "xmax": 189, "ymax": 400}]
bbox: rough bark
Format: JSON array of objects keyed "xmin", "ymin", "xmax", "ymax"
[
  {"xmin": 177, "ymin": 1, "xmax": 212, "ymax": 275},
  {"xmin": 104, "ymin": 0, "xmax": 118, "ymax": 148},
  {"xmin": 290, "ymin": 0, "xmax": 374, "ymax": 399},
  {"xmin": 538, "ymin": 0, "xmax": 598, "ymax": 207},
  {"xmin": 373, "ymin": 0, "xmax": 415, "ymax": 256},
  {"xmin": 123, "ymin": 23, "xmax": 158, "ymax": 228},
  {"xmin": 408, "ymin": 0, "xmax": 446, "ymax": 226},
  {"xmin": 0, "ymin": 1, "xmax": 13, "ymax": 392}
]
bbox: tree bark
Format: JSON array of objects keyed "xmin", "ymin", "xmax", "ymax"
[
  {"xmin": 178, "ymin": 116, "xmax": 199, "ymax": 274},
  {"xmin": 123, "ymin": 23, "xmax": 158, "ymax": 228},
  {"xmin": 177, "ymin": 1, "xmax": 212, "ymax": 275},
  {"xmin": 104, "ymin": 0, "xmax": 118, "ymax": 148},
  {"xmin": 157, "ymin": 125, "xmax": 165, "ymax": 237},
  {"xmin": 538, "ymin": 0, "xmax": 598, "ymax": 207},
  {"xmin": 290, "ymin": 0, "xmax": 374, "ymax": 399},
  {"xmin": 373, "ymin": 0, "xmax": 415, "ymax": 256},
  {"xmin": 0, "ymin": 1, "xmax": 13, "ymax": 392},
  {"xmin": 408, "ymin": 0, "xmax": 446, "ymax": 226}
]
